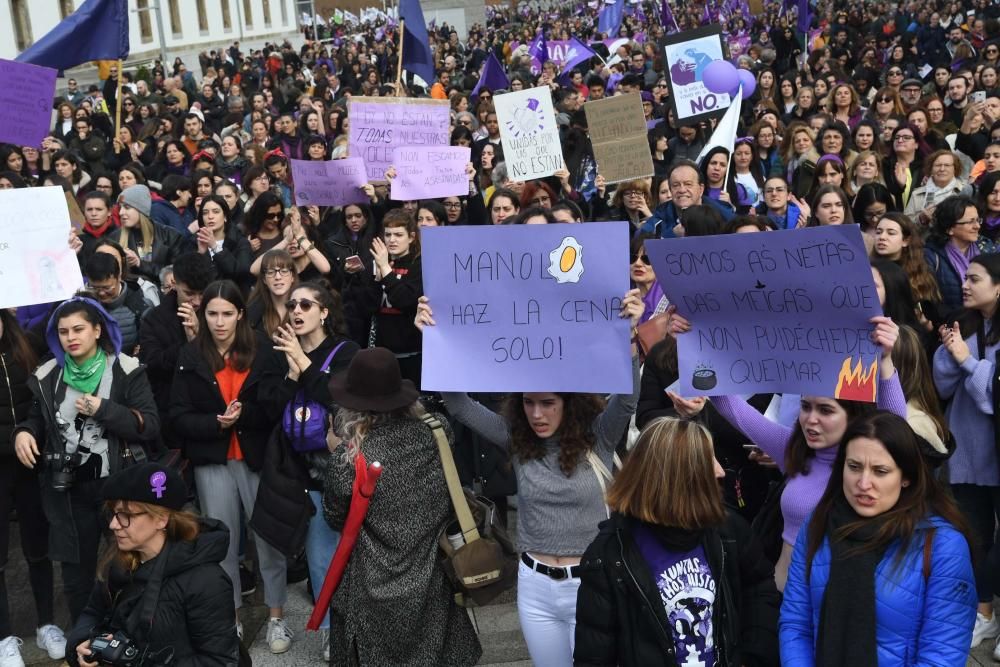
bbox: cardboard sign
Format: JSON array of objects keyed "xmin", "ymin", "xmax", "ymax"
[
  {"xmin": 647, "ymin": 226, "xmax": 882, "ymax": 400},
  {"xmin": 494, "ymin": 86, "xmax": 561, "ymax": 181},
  {"xmin": 421, "ymin": 222, "xmax": 633, "ymax": 393},
  {"xmin": 0, "ymin": 186, "xmax": 84, "ymax": 309},
  {"xmin": 0, "ymin": 59, "xmax": 58, "ymax": 147},
  {"xmin": 584, "ymin": 93, "xmax": 654, "ymax": 184},
  {"xmin": 348, "ymin": 97, "xmax": 450, "ymax": 181},
  {"xmin": 390, "ymin": 146, "xmax": 471, "ymax": 201},
  {"xmin": 290, "ymin": 158, "xmax": 369, "ymax": 207},
  {"xmin": 661, "ymin": 26, "xmax": 733, "ymax": 125}
]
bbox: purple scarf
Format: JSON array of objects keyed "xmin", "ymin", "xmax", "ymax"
[
  {"xmin": 945, "ymin": 240, "xmax": 979, "ymax": 282},
  {"xmin": 640, "ymin": 281, "xmax": 667, "ymax": 324}
]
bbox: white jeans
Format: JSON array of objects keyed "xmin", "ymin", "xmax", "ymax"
[{"xmin": 517, "ymin": 558, "xmax": 582, "ymax": 667}]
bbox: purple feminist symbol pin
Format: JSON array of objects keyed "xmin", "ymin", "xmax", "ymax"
[{"xmin": 150, "ymin": 471, "xmax": 167, "ymax": 499}]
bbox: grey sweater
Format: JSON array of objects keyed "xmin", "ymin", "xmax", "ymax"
[{"xmin": 441, "ymin": 359, "xmax": 640, "ymax": 556}]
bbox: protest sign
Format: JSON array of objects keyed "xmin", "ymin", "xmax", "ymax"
[
  {"xmin": 347, "ymin": 97, "xmax": 450, "ymax": 181},
  {"xmin": 290, "ymin": 158, "xmax": 369, "ymax": 207},
  {"xmin": 494, "ymin": 86, "xmax": 561, "ymax": 181},
  {"xmin": 0, "ymin": 59, "xmax": 58, "ymax": 147},
  {"xmin": 0, "ymin": 186, "xmax": 84, "ymax": 309},
  {"xmin": 584, "ymin": 94, "xmax": 654, "ymax": 184},
  {"xmin": 647, "ymin": 226, "xmax": 882, "ymax": 400},
  {"xmin": 661, "ymin": 26, "xmax": 733, "ymax": 124},
  {"xmin": 390, "ymin": 146, "xmax": 471, "ymax": 201},
  {"xmin": 421, "ymin": 222, "xmax": 633, "ymax": 393}
]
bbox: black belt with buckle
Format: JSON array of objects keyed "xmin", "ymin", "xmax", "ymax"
[{"xmin": 521, "ymin": 552, "xmax": 581, "ymax": 580}]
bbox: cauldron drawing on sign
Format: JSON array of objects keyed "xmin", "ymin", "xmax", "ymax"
[{"xmin": 691, "ymin": 363, "xmax": 717, "ymax": 391}]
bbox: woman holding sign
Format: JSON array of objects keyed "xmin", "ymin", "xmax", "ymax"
[
  {"xmin": 415, "ymin": 289, "xmax": 644, "ymax": 667},
  {"xmin": 668, "ymin": 310, "xmax": 905, "ymax": 592}
]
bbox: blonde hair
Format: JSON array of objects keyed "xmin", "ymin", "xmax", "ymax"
[
  {"xmin": 98, "ymin": 500, "xmax": 200, "ymax": 578},
  {"xmin": 334, "ymin": 403, "xmax": 425, "ymax": 464},
  {"xmin": 607, "ymin": 418, "xmax": 726, "ymax": 529},
  {"xmin": 120, "ymin": 211, "xmax": 156, "ymax": 258}
]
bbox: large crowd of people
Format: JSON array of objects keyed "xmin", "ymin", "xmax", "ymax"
[{"xmin": 2, "ymin": 0, "xmax": 1000, "ymax": 663}]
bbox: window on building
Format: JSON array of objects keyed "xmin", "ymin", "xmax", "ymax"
[
  {"xmin": 243, "ymin": 0, "xmax": 253, "ymax": 27},
  {"xmin": 59, "ymin": 0, "xmax": 75, "ymax": 19},
  {"xmin": 262, "ymin": 0, "xmax": 272, "ymax": 27},
  {"xmin": 279, "ymin": 0, "xmax": 288, "ymax": 26},
  {"xmin": 136, "ymin": 0, "xmax": 153, "ymax": 42},
  {"xmin": 197, "ymin": 0, "xmax": 208, "ymax": 32},
  {"xmin": 221, "ymin": 0, "xmax": 232, "ymax": 30},
  {"xmin": 168, "ymin": 0, "xmax": 182, "ymax": 36},
  {"xmin": 11, "ymin": 0, "xmax": 33, "ymax": 51}
]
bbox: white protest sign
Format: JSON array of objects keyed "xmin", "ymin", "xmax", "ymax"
[
  {"xmin": 494, "ymin": 86, "xmax": 561, "ymax": 181},
  {"xmin": 0, "ymin": 186, "xmax": 84, "ymax": 309}
]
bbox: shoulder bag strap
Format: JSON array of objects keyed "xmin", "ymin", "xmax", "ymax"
[
  {"xmin": 422, "ymin": 414, "xmax": 481, "ymax": 544},
  {"xmin": 319, "ymin": 341, "xmax": 348, "ymax": 373},
  {"xmin": 586, "ymin": 450, "xmax": 613, "ymax": 519}
]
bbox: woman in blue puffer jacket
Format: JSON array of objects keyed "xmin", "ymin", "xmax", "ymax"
[{"xmin": 779, "ymin": 411, "xmax": 976, "ymax": 666}]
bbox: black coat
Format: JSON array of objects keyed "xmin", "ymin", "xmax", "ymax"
[
  {"xmin": 251, "ymin": 335, "xmax": 360, "ymax": 557},
  {"xmin": 574, "ymin": 512, "xmax": 780, "ymax": 667},
  {"xmin": 0, "ymin": 336, "xmax": 43, "ymax": 456},
  {"xmin": 210, "ymin": 230, "xmax": 254, "ymax": 294},
  {"xmin": 138, "ymin": 291, "xmax": 188, "ymax": 443},
  {"xmin": 169, "ymin": 343, "xmax": 272, "ymax": 471},
  {"xmin": 326, "ymin": 224, "xmax": 381, "ymax": 346},
  {"xmin": 112, "ymin": 223, "xmax": 192, "ymax": 286},
  {"xmin": 64, "ymin": 518, "xmax": 239, "ymax": 666}
]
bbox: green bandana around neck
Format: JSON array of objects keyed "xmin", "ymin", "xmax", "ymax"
[{"xmin": 63, "ymin": 350, "xmax": 107, "ymax": 395}]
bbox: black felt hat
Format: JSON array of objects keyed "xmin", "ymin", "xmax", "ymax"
[
  {"xmin": 328, "ymin": 347, "xmax": 418, "ymax": 412},
  {"xmin": 102, "ymin": 463, "xmax": 186, "ymax": 511}
]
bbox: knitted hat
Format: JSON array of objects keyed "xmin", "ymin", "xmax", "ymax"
[
  {"xmin": 102, "ymin": 462, "xmax": 186, "ymax": 511},
  {"xmin": 119, "ymin": 184, "xmax": 152, "ymax": 218}
]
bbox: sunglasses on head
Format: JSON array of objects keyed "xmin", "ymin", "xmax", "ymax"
[{"xmin": 286, "ymin": 298, "xmax": 319, "ymax": 312}]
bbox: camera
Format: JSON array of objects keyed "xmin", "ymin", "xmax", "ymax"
[
  {"xmin": 48, "ymin": 452, "xmax": 85, "ymax": 493},
  {"xmin": 88, "ymin": 632, "xmax": 140, "ymax": 666}
]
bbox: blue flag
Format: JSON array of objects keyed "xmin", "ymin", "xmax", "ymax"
[
  {"xmin": 399, "ymin": 0, "xmax": 435, "ymax": 85},
  {"xmin": 15, "ymin": 0, "xmax": 128, "ymax": 72},
  {"xmin": 471, "ymin": 52, "xmax": 510, "ymax": 100},
  {"xmin": 598, "ymin": 0, "xmax": 625, "ymax": 36}
]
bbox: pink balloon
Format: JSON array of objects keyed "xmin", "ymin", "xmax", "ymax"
[{"xmin": 702, "ymin": 60, "xmax": 739, "ymax": 95}]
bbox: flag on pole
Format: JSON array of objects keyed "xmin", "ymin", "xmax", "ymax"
[
  {"xmin": 15, "ymin": 0, "xmax": 128, "ymax": 72},
  {"xmin": 558, "ymin": 37, "xmax": 600, "ymax": 82},
  {"xmin": 471, "ymin": 52, "xmax": 510, "ymax": 100},
  {"xmin": 399, "ymin": 0, "xmax": 435, "ymax": 85},
  {"xmin": 796, "ymin": 0, "xmax": 812, "ymax": 32},
  {"xmin": 661, "ymin": 0, "xmax": 680, "ymax": 32},
  {"xmin": 598, "ymin": 0, "xmax": 625, "ymax": 35},
  {"xmin": 529, "ymin": 33, "xmax": 549, "ymax": 66},
  {"xmin": 697, "ymin": 89, "xmax": 742, "ymax": 165}
]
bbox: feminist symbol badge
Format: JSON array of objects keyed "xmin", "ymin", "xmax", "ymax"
[{"xmin": 149, "ymin": 471, "xmax": 167, "ymax": 499}]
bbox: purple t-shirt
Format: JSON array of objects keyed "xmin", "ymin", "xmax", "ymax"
[{"xmin": 633, "ymin": 523, "xmax": 717, "ymax": 665}]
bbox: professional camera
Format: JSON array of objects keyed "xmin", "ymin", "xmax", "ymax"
[
  {"xmin": 48, "ymin": 451, "xmax": 85, "ymax": 492},
  {"xmin": 87, "ymin": 632, "xmax": 140, "ymax": 666}
]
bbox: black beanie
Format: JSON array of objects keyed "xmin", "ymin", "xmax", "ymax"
[{"xmin": 102, "ymin": 463, "xmax": 186, "ymax": 511}]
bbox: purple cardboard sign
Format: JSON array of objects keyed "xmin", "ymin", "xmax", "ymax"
[
  {"xmin": 348, "ymin": 97, "xmax": 450, "ymax": 181},
  {"xmin": 290, "ymin": 158, "xmax": 369, "ymax": 207},
  {"xmin": 0, "ymin": 59, "xmax": 57, "ymax": 147},
  {"xmin": 390, "ymin": 146, "xmax": 470, "ymax": 201},
  {"xmin": 646, "ymin": 225, "xmax": 882, "ymax": 400},
  {"xmin": 421, "ymin": 222, "xmax": 633, "ymax": 393}
]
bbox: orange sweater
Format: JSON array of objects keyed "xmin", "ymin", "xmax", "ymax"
[{"xmin": 216, "ymin": 362, "xmax": 249, "ymax": 461}]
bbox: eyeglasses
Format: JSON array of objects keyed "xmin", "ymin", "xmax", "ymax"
[
  {"xmin": 286, "ymin": 298, "xmax": 319, "ymax": 312},
  {"xmin": 106, "ymin": 510, "xmax": 146, "ymax": 528},
  {"xmin": 90, "ymin": 283, "xmax": 119, "ymax": 296},
  {"xmin": 263, "ymin": 267, "xmax": 292, "ymax": 278},
  {"xmin": 442, "ymin": 201, "xmax": 462, "ymax": 209},
  {"xmin": 894, "ymin": 134, "xmax": 915, "ymax": 141},
  {"xmin": 956, "ymin": 217, "xmax": 983, "ymax": 226},
  {"xmin": 264, "ymin": 210, "xmax": 282, "ymax": 220},
  {"xmin": 877, "ymin": 97, "xmax": 894, "ymax": 103},
  {"xmin": 630, "ymin": 253, "xmax": 651, "ymax": 265},
  {"xmin": 864, "ymin": 210, "xmax": 886, "ymax": 221},
  {"xmin": 531, "ymin": 195, "xmax": 551, "ymax": 205},
  {"xmin": 623, "ymin": 190, "xmax": 644, "ymax": 198},
  {"xmin": 888, "ymin": 70, "xmax": 903, "ymax": 76}
]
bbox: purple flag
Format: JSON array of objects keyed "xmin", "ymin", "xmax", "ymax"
[
  {"xmin": 796, "ymin": 0, "xmax": 812, "ymax": 33},
  {"xmin": 529, "ymin": 34, "xmax": 549, "ymax": 65},
  {"xmin": 557, "ymin": 37, "xmax": 599, "ymax": 83},
  {"xmin": 472, "ymin": 52, "xmax": 510, "ymax": 100},
  {"xmin": 598, "ymin": 0, "xmax": 624, "ymax": 35},
  {"xmin": 661, "ymin": 0, "xmax": 679, "ymax": 32}
]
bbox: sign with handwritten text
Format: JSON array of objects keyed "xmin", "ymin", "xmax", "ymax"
[
  {"xmin": 421, "ymin": 222, "xmax": 632, "ymax": 393},
  {"xmin": 348, "ymin": 97, "xmax": 450, "ymax": 181},
  {"xmin": 0, "ymin": 59, "xmax": 58, "ymax": 147},
  {"xmin": 647, "ymin": 226, "xmax": 882, "ymax": 400},
  {"xmin": 494, "ymin": 86, "xmax": 561, "ymax": 181},
  {"xmin": 390, "ymin": 146, "xmax": 470, "ymax": 201},
  {"xmin": 290, "ymin": 158, "xmax": 369, "ymax": 207},
  {"xmin": 585, "ymin": 93, "xmax": 654, "ymax": 184},
  {"xmin": 0, "ymin": 186, "xmax": 84, "ymax": 309}
]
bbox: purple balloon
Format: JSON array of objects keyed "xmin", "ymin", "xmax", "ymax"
[
  {"xmin": 702, "ymin": 60, "xmax": 739, "ymax": 95},
  {"xmin": 737, "ymin": 69, "xmax": 757, "ymax": 99}
]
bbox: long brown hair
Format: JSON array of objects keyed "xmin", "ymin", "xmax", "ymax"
[
  {"xmin": 878, "ymin": 213, "xmax": 941, "ymax": 302},
  {"xmin": 98, "ymin": 500, "xmax": 201, "ymax": 578},
  {"xmin": 503, "ymin": 393, "xmax": 604, "ymax": 476},
  {"xmin": 892, "ymin": 325, "xmax": 949, "ymax": 443},
  {"xmin": 0, "ymin": 309, "xmax": 38, "ymax": 372},
  {"xmin": 247, "ymin": 249, "xmax": 297, "ymax": 337},
  {"xmin": 805, "ymin": 412, "xmax": 973, "ymax": 578},
  {"xmin": 785, "ymin": 399, "xmax": 877, "ymax": 476},
  {"xmin": 195, "ymin": 280, "xmax": 256, "ymax": 372},
  {"xmin": 608, "ymin": 418, "xmax": 726, "ymax": 530}
]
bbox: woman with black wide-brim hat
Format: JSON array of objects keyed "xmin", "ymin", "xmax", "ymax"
[{"xmin": 322, "ymin": 347, "xmax": 481, "ymax": 666}]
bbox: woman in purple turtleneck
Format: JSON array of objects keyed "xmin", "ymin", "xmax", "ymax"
[{"xmin": 669, "ymin": 312, "xmax": 906, "ymax": 591}]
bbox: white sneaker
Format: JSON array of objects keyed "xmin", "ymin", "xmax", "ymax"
[
  {"xmin": 35, "ymin": 624, "xmax": 65, "ymax": 660},
  {"xmin": 972, "ymin": 611, "xmax": 1000, "ymax": 647},
  {"xmin": 266, "ymin": 617, "xmax": 293, "ymax": 654},
  {"xmin": 321, "ymin": 628, "xmax": 330, "ymax": 661},
  {"xmin": 0, "ymin": 636, "xmax": 24, "ymax": 667},
  {"xmin": 993, "ymin": 634, "xmax": 1000, "ymax": 661}
]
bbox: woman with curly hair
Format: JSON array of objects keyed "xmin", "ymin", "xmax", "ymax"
[
  {"xmin": 874, "ymin": 212, "xmax": 943, "ymax": 316},
  {"xmin": 416, "ymin": 290, "xmax": 644, "ymax": 667}
]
